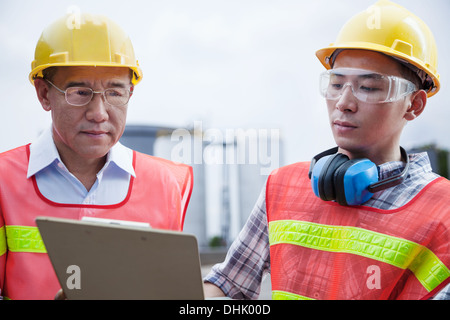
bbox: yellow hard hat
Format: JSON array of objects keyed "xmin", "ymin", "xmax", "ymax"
[
  {"xmin": 316, "ymin": 0, "xmax": 440, "ymax": 97},
  {"xmin": 30, "ymin": 13, "xmax": 143, "ymax": 85}
]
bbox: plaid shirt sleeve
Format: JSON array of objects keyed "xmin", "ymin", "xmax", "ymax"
[
  {"xmin": 203, "ymin": 186, "xmax": 271, "ymax": 300},
  {"xmin": 433, "ymin": 283, "xmax": 450, "ymax": 300}
]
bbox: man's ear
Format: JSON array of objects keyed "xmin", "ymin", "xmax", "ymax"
[
  {"xmin": 34, "ymin": 78, "xmax": 52, "ymax": 111},
  {"xmin": 404, "ymin": 90, "xmax": 427, "ymax": 121}
]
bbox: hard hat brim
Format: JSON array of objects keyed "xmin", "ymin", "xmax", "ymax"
[{"xmin": 29, "ymin": 62, "xmax": 143, "ymax": 86}]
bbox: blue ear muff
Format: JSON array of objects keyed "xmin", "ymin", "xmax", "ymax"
[
  {"xmin": 317, "ymin": 153, "xmax": 350, "ymax": 202},
  {"xmin": 309, "ymin": 147, "xmax": 410, "ymax": 206},
  {"xmin": 334, "ymin": 158, "xmax": 379, "ymax": 206}
]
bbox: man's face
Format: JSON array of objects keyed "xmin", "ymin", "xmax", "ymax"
[
  {"xmin": 326, "ymin": 50, "xmax": 413, "ymax": 161},
  {"xmin": 44, "ymin": 66, "xmax": 132, "ymax": 162}
]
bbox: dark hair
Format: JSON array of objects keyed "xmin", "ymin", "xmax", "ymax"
[
  {"xmin": 42, "ymin": 67, "xmax": 58, "ymax": 81},
  {"xmin": 396, "ymin": 61, "xmax": 424, "ymax": 91}
]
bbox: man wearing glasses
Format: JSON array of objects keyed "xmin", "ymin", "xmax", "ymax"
[
  {"xmin": 204, "ymin": 0, "xmax": 450, "ymax": 300},
  {"xmin": 0, "ymin": 14, "xmax": 193, "ymax": 300}
]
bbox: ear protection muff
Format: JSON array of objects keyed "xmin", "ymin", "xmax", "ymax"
[
  {"xmin": 317, "ymin": 153, "xmax": 349, "ymax": 202},
  {"xmin": 309, "ymin": 147, "xmax": 410, "ymax": 206}
]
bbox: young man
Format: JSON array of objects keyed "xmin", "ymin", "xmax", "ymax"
[
  {"xmin": 0, "ymin": 13, "xmax": 193, "ymax": 300},
  {"xmin": 204, "ymin": 0, "xmax": 450, "ymax": 300}
]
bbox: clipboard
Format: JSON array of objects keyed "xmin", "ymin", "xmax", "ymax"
[{"xmin": 35, "ymin": 216, "xmax": 205, "ymax": 300}]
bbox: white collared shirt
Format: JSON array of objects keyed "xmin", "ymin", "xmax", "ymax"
[{"xmin": 27, "ymin": 127, "xmax": 136, "ymax": 205}]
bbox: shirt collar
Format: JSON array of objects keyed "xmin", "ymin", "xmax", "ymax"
[
  {"xmin": 27, "ymin": 126, "xmax": 136, "ymax": 178},
  {"xmin": 27, "ymin": 127, "xmax": 60, "ymax": 178},
  {"xmin": 377, "ymin": 152, "xmax": 432, "ymax": 180},
  {"xmin": 106, "ymin": 139, "xmax": 136, "ymax": 178}
]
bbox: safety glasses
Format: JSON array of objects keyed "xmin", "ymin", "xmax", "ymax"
[{"xmin": 319, "ymin": 68, "xmax": 417, "ymax": 104}]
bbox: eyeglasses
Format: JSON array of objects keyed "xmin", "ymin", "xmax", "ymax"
[
  {"xmin": 319, "ymin": 68, "xmax": 417, "ymax": 104},
  {"xmin": 45, "ymin": 79, "xmax": 133, "ymax": 107}
]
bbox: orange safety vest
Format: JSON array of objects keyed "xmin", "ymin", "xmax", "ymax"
[
  {"xmin": 266, "ymin": 162, "xmax": 450, "ymax": 300},
  {"xmin": 0, "ymin": 144, "xmax": 193, "ymax": 300}
]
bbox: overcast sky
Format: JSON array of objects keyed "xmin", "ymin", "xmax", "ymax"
[{"xmin": 1, "ymin": 0, "xmax": 449, "ymax": 166}]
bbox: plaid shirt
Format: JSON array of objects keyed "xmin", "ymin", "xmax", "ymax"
[{"xmin": 204, "ymin": 152, "xmax": 450, "ymax": 300}]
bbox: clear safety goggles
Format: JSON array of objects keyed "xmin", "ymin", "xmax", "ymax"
[{"xmin": 319, "ymin": 68, "xmax": 417, "ymax": 104}]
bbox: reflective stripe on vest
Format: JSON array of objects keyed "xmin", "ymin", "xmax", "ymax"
[
  {"xmin": 269, "ymin": 220, "xmax": 450, "ymax": 293},
  {"xmin": 272, "ymin": 290, "xmax": 315, "ymax": 300},
  {"xmin": 5, "ymin": 226, "xmax": 46, "ymax": 253},
  {"xmin": 0, "ymin": 226, "xmax": 6, "ymax": 255}
]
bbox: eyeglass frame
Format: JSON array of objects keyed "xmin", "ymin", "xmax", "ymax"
[
  {"xmin": 44, "ymin": 79, "xmax": 134, "ymax": 107},
  {"xmin": 319, "ymin": 68, "xmax": 417, "ymax": 104}
]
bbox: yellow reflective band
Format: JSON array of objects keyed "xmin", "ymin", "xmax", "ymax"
[
  {"xmin": 409, "ymin": 247, "xmax": 450, "ymax": 292},
  {"xmin": 5, "ymin": 226, "xmax": 47, "ymax": 253},
  {"xmin": 0, "ymin": 226, "xmax": 6, "ymax": 256},
  {"xmin": 272, "ymin": 290, "xmax": 315, "ymax": 300},
  {"xmin": 269, "ymin": 220, "xmax": 450, "ymax": 292}
]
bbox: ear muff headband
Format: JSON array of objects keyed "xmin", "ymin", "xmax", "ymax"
[
  {"xmin": 367, "ymin": 147, "xmax": 410, "ymax": 193},
  {"xmin": 308, "ymin": 147, "xmax": 339, "ymax": 179}
]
